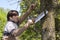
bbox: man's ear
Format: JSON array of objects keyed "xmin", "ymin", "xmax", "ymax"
[{"xmin": 9, "ymin": 17, "xmax": 13, "ymax": 20}]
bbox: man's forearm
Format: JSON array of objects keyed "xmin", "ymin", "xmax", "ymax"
[
  {"xmin": 12, "ymin": 22, "xmax": 30, "ymax": 37},
  {"xmin": 18, "ymin": 8, "xmax": 32, "ymax": 24}
]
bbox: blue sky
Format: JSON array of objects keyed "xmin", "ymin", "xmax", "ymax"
[{"xmin": 0, "ymin": 0, "xmax": 20, "ymax": 11}]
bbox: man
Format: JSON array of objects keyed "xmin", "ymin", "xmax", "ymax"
[{"xmin": 2, "ymin": 4, "xmax": 35, "ymax": 40}]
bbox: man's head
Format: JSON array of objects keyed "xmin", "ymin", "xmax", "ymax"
[{"xmin": 7, "ymin": 10, "xmax": 19, "ymax": 23}]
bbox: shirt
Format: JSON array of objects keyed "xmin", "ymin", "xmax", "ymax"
[{"xmin": 4, "ymin": 21, "xmax": 18, "ymax": 33}]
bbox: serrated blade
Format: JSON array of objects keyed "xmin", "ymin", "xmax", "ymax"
[{"xmin": 34, "ymin": 11, "xmax": 48, "ymax": 23}]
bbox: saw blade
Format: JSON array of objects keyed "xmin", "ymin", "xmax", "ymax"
[{"xmin": 34, "ymin": 10, "xmax": 48, "ymax": 23}]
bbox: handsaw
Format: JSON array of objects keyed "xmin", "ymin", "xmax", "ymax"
[{"xmin": 34, "ymin": 10, "xmax": 48, "ymax": 23}]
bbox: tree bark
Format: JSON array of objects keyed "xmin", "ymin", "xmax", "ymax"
[
  {"xmin": 40, "ymin": 0, "xmax": 56, "ymax": 40},
  {"xmin": 41, "ymin": 10, "xmax": 56, "ymax": 40}
]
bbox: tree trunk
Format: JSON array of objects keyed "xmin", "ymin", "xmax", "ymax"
[
  {"xmin": 41, "ymin": 10, "xmax": 56, "ymax": 40},
  {"xmin": 40, "ymin": 0, "xmax": 56, "ymax": 40}
]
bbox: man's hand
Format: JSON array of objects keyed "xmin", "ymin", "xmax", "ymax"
[
  {"xmin": 29, "ymin": 4, "xmax": 36, "ymax": 10},
  {"xmin": 29, "ymin": 1, "xmax": 37, "ymax": 10},
  {"xmin": 23, "ymin": 19, "xmax": 34, "ymax": 28},
  {"xmin": 27, "ymin": 19, "xmax": 34, "ymax": 25}
]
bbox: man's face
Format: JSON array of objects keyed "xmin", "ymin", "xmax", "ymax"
[
  {"xmin": 9, "ymin": 12, "xmax": 19, "ymax": 23},
  {"xmin": 12, "ymin": 15, "xmax": 19, "ymax": 23}
]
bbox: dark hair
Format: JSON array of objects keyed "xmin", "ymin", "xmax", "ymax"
[{"xmin": 7, "ymin": 10, "xmax": 19, "ymax": 21}]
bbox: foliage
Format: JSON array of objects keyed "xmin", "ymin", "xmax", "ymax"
[
  {"xmin": 0, "ymin": 8, "xmax": 7, "ymax": 40},
  {"xmin": 0, "ymin": 0, "xmax": 60, "ymax": 40},
  {"xmin": 55, "ymin": 9, "xmax": 60, "ymax": 40},
  {"xmin": 19, "ymin": 0, "xmax": 60, "ymax": 40},
  {"xmin": 19, "ymin": 0, "xmax": 41, "ymax": 40}
]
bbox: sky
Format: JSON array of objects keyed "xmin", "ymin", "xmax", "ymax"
[{"xmin": 0, "ymin": 0, "xmax": 20, "ymax": 11}]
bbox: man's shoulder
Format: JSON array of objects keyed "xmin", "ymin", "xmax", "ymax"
[{"xmin": 5, "ymin": 21, "xmax": 13, "ymax": 26}]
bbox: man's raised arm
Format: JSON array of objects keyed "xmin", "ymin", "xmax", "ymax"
[{"xmin": 18, "ymin": 4, "xmax": 36, "ymax": 24}]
